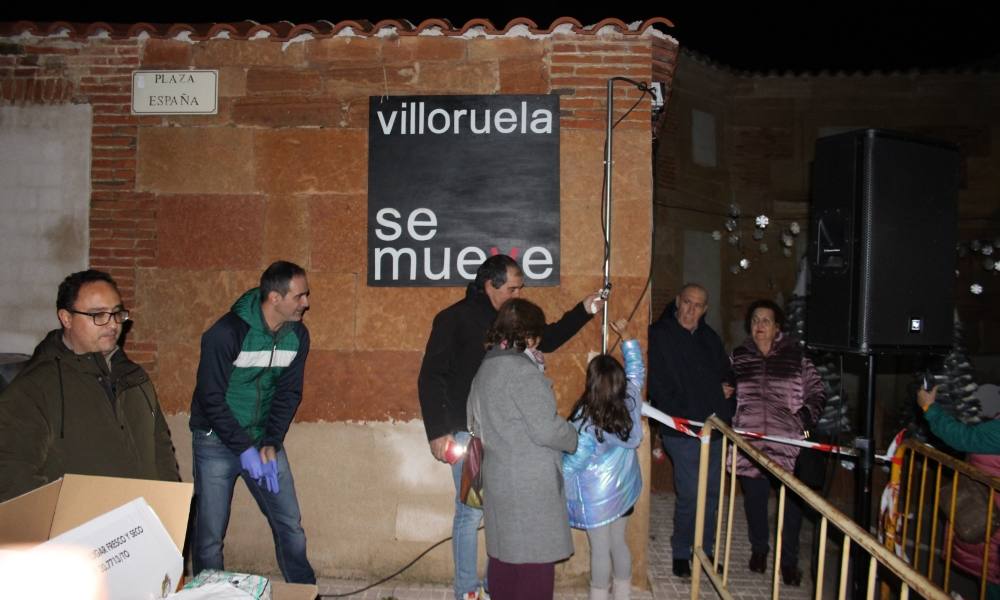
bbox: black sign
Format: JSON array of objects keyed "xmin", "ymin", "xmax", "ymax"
[{"xmin": 367, "ymin": 94, "xmax": 560, "ymax": 286}]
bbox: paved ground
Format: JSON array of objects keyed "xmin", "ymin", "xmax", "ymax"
[{"xmin": 312, "ymin": 492, "xmax": 837, "ymax": 599}]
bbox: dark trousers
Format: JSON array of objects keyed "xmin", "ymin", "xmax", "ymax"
[
  {"xmin": 663, "ymin": 434, "xmax": 722, "ymax": 560},
  {"xmin": 740, "ymin": 475, "xmax": 805, "ymax": 568},
  {"xmin": 487, "ymin": 556, "xmax": 555, "ymax": 600}
]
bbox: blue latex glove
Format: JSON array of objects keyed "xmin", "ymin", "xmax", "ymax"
[
  {"xmin": 262, "ymin": 459, "xmax": 280, "ymax": 495},
  {"xmin": 239, "ymin": 447, "xmax": 264, "ymax": 481}
]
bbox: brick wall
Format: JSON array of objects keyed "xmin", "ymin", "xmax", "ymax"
[
  {"xmin": 1, "ymin": 21, "xmax": 678, "ymax": 581},
  {"xmin": 2, "ymin": 37, "xmax": 161, "ymax": 362},
  {"xmin": 655, "ymin": 53, "xmax": 1000, "ymax": 351}
]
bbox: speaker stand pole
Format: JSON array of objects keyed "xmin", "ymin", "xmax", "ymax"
[{"xmin": 852, "ymin": 352, "xmax": 877, "ymax": 598}]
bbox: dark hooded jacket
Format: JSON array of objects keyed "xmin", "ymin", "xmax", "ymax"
[
  {"xmin": 0, "ymin": 330, "xmax": 180, "ymax": 501},
  {"xmin": 417, "ymin": 284, "xmax": 592, "ymax": 442},
  {"xmin": 647, "ymin": 300, "xmax": 733, "ymax": 438}
]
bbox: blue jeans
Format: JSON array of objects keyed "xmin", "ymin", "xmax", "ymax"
[
  {"xmin": 663, "ymin": 434, "xmax": 722, "ymax": 561},
  {"xmin": 451, "ymin": 430, "xmax": 484, "ymax": 599},
  {"xmin": 192, "ymin": 431, "xmax": 315, "ymax": 584}
]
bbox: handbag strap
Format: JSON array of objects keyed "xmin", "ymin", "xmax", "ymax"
[{"xmin": 469, "ymin": 391, "xmax": 482, "ymax": 440}]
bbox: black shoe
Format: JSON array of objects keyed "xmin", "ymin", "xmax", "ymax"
[
  {"xmin": 748, "ymin": 551, "xmax": 767, "ymax": 573},
  {"xmin": 781, "ymin": 564, "xmax": 802, "ymax": 586},
  {"xmin": 673, "ymin": 558, "xmax": 691, "ymax": 578}
]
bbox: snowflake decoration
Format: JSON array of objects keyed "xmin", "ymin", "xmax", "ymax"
[
  {"xmin": 983, "ymin": 245, "xmax": 994, "ymax": 256},
  {"xmin": 728, "ymin": 204, "xmax": 742, "ymax": 218},
  {"xmin": 712, "ymin": 230, "xmax": 722, "ymax": 241},
  {"xmin": 728, "ymin": 234, "xmax": 740, "ymax": 246},
  {"xmin": 755, "ymin": 215, "xmax": 770, "ymax": 228},
  {"xmin": 782, "ymin": 247, "xmax": 793, "ymax": 258},
  {"xmin": 781, "ymin": 232, "xmax": 795, "ymax": 247},
  {"xmin": 739, "ymin": 258, "xmax": 751, "ymax": 270},
  {"xmin": 971, "ymin": 239, "xmax": 983, "ymax": 252},
  {"xmin": 752, "ymin": 229, "xmax": 765, "ymax": 241},
  {"xmin": 995, "ymin": 261, "xmax": 1000, "ymax": 272},
  {"xmin": 971, "ymin": 284, "xmax": 984, "ymax": 295},
  {"xmin": 725, "ymin": 218, "xmax": 738, "ymax": 232},
  {"xmin": 789, "ymin": 222, "xmax": 800, "ymax": 235}
]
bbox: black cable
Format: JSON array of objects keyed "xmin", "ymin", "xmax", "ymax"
[
  {"xmin": 318, "ymin": 527, "xmax": 484, "ymax": 598},
  {"xmin": 609, "ymin": 276, "xmax": 653, "ymax": 353},
  {"xmin": 611, "ymin": 90, "xmax": 649, "ymax": 130}
]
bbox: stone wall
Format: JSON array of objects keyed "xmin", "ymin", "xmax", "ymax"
[{"xmin": 1, "ymin": 19, "xmax": 676, "ymax": 585}]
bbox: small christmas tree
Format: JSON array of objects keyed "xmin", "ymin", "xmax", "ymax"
[{"xmin": 785, "ymin": 259, "xmax": 851, "ymax": 436}]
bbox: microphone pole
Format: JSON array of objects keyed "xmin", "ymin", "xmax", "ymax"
[
  {"xmin": 602, "ymin": 78, "xmax": 614, "ymax": 353},
  {"xmin": 602, "ymin": 77, "xmax": 649, "ymax": 353}
]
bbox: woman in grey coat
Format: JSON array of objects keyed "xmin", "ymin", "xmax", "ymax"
[{"xmin": 467, "ymin": 298, "xmax": 579, "ymax": 600}]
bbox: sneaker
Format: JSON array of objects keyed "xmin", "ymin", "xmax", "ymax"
[
  {"xmin": 748, "ymin": 551, "xmax": 767, "ymax": 573},
  {"xmin": 672, "ymin": 558, "xmax": 691, "ymax": 578}
]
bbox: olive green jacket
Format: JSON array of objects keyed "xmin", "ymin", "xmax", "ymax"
[{"xmin": 0, "ymin": 330, "xmax": 179, "ymax": 502}]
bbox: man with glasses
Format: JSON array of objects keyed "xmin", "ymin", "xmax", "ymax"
[{"xmin": 0, "ymin": 269, "xmax": 180, "ymax": 501}]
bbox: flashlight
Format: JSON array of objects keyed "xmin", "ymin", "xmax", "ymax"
[{"xmin": 445, "ymin": 439, "xmax": 467, "ymax": 464}]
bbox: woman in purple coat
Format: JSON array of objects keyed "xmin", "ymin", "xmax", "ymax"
[{"xmin": 731, "ymin": 300, "xmax": 825, "ymax": 586}]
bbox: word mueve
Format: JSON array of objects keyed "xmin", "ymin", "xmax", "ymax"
[{"xmin": 372, "ymin": 208, "xmax": 554, "ymax": 282}]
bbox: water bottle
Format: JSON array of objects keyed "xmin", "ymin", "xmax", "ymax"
[{"xmin": 622, "ymin": 339, "xmax": 643, "ymax": 380}]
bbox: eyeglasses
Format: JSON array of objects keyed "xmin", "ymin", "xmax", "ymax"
[{"xmin": 68, "ymin": 309, "xmax": 130, "ymax": 326}]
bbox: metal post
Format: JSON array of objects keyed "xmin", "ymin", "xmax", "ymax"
[
  {"xmin": 601, "ymin": 79, "xmax": 614, "ymax": 353},
  {"xmin": 690, "ymin": 425, "xmax": 713, "ymax": 599},
  {"xmin": 853, "ymin": 352, "xmax": 877, "ymax": 598}
]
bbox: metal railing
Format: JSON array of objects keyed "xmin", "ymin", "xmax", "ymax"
[
  {"xmin": 690, "ymin": 416, "xmax": 948, "ymax": 600},
  {"xmin": 883, "ymin": 438, "xmax": 1000, "ymax": 600}
]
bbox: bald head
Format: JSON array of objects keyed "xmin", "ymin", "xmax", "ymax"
[{"xmin": 675, "ymin": 283, "xmax": 708, "ymax": 332}]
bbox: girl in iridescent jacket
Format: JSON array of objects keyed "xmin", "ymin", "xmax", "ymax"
[{"xmin": 562, "ymin": 340, "xmax": 645, "ymax": 600}]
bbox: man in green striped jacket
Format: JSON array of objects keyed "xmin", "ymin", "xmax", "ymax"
[{"xmin": 189, "ymin": 260, "xmax": 315, "ymax": 583}]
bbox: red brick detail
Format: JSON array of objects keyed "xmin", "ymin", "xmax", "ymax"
[{"xmin": 549, "ymin": 38, "xmax": 659, "ymax": 130}]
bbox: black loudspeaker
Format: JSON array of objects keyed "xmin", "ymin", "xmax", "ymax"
[{"xmin": 806, "ymin": 129, "xmax": 959, "ymax": 353}]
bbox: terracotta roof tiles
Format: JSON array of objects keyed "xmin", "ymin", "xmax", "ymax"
[{"xmin": 0, "ymin": 17, "xmax": 674, "ymax": 41}]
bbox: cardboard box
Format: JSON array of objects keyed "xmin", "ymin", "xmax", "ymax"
[
  {"xmin": 0, "ymin": 474, "xmax": 317, "ymax": 600},
  {"xmin": 0, "ymin": 474, "xmax": 192, "ymax": 598}
]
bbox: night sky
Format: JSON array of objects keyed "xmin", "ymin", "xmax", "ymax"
[{"xmin": 3, "ymin": 9, "xmax": 999, "ymax": 72}]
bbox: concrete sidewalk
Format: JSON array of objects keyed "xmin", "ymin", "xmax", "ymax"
[{"xmin": 312, "ymin": 492, "xmax": 827, "ymax": 599}]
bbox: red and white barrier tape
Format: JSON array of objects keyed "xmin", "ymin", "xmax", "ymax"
[
  {"xmin": 641, "ymin": 402, "xmax": 870, "ymax": 458},
  {"xmin": 640, "ymin": 403, "xmax": 700, "ymax": 438}
]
